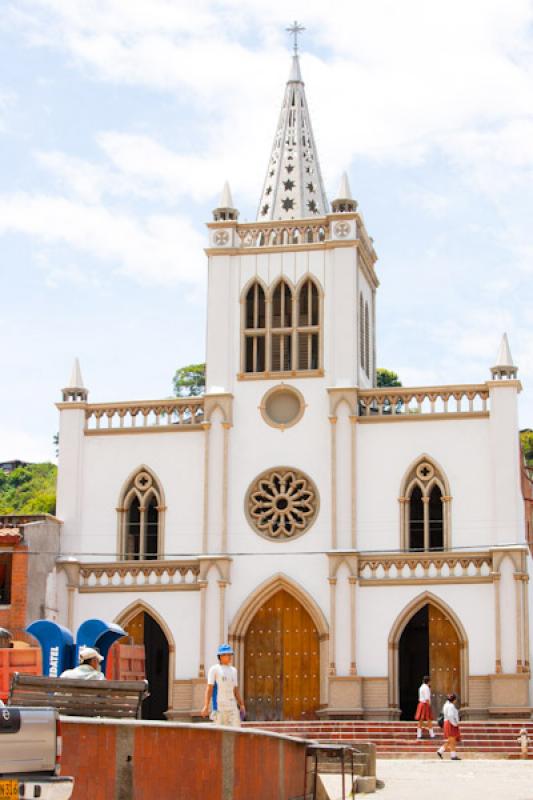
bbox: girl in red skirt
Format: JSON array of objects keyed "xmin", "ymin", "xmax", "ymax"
[
  {"xmin": 415, "ymin": 675, "xmax": 435, "ymax": 739},
  {"xmin": 437, "ymin": 693, "xmax": 461, "ymax": 760}
]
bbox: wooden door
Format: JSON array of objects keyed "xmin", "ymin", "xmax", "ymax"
[
  {"xmin": 428, "ymin": 603, "xmax": 460, "ymax": 715},
  {"xmin": 244, "ymin": 589, "xmax": 320, "ymax": 720}
]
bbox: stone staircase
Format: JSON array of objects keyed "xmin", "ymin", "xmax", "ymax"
[{"xmin": 243, "ymin": 720, "xmax": 533, "ymax": 758}]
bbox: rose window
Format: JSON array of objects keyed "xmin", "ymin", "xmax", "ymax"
[{"xmin": 246, "ymin": 468, "xmax": 318, "ymax": 540}]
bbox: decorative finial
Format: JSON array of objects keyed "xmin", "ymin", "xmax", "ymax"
[{"xmin": 286, "ymin": 20, "xmax": 305, "ymax": 55}]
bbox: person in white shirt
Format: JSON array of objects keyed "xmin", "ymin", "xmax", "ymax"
[
  {"xmin": 437, "ymin": 693, "xmax": 461, "ymax": 760},
  {"xmin": 415, "ymin": 675, "xmax": 435, "ymax": 739},
  {"xmin": 201, "ymin": 643, "xmax": 245, "ymax": 727},
  {"xmin": 60, "ymin": 645, "xmax": 106, "ymax": 680}
]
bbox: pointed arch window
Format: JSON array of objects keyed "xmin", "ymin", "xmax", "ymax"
[
  {"xmin": 297, "ymin": 279, "xmax": 320, "ymax": 370},
  {"xmin": 359, "ymin": 293, "xmax": 365, "ymax": 371},
  {"xmin": 241, "ymin": 277, "xmax": 322, "ymax": 376},
  {"xmin": 364, "ymin": 301, "xmax": 370, "ymax": 377},
  {"xmin": 400, "ymin": 459, "xmax": 451, "ymax": 551},
  {"xmin": 118, "ymin": 469, "xmax": 165, "ymax": 560},
  {"xmin": 271, "ymin": 280, "xmax": 293, "ymax": 371},
  {"xmin": 244, "ymin": 282, "xmax": 266, "ymax": 373}
]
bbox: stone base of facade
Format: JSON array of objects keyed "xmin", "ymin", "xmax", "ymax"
[{"xmin": 165, "ymin": 673, "xmax": 532, "ymax": 722}]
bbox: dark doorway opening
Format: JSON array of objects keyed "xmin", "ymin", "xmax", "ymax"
[
  {"xmin": 142, "ymin": 613, "xmax": 169, "ymax": 720},
  {"xmin": 399, "ymin": 605, "xmax": 429, "ymax": 720},
  {"xmin": 123, "ymin": 610, "xmax": 169, "ymax": 720}
]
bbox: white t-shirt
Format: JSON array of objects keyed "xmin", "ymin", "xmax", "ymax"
[
  {"xmin": 442, "ymin": 700, "xmax": 460, "ymax": 726},
  {"xmin": 60, "ymin": 664, "xmax": 105, "ymax": 681},
  {"xmin": 418, "ymin": 683, "xmax": 431, "ymax": 703},
  {"xmin": 208, "ymin": 664, "xmax": 238, "ymax": 710}
]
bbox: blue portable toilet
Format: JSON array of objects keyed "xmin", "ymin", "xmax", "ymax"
[
  {"xmin": 26, "ymin": 620, "xmax": 75, "ymax": 677},
  {"xmin": 76, "ymin": 619, "xmax": 126, "ymax": 672}
]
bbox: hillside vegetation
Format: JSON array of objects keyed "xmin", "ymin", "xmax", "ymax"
[{"xmin": 0, "ymin": 463, "xmax": 57, "ymax": 515}]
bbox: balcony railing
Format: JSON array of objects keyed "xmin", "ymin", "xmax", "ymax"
[
  {"xmin": 357, "ymin": 385, "xmax": 489, "ymax": 419},
  {"xmin": 78, "ymin": 559, "xmax": 202, "ymax": 592},
  {"xmin": 358, "ymin": 550, "xmax": 493, "ymax": 585},
  {"xmin": 84, "ymin": 398, "xmax": 205, "ymax": 435}
]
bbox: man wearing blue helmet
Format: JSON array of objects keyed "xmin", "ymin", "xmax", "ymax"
[{"xmin": 201, "ymin": 643, "xmax": 245, "ymax": 727}]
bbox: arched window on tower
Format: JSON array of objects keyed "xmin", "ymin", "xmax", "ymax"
[
  {"xmin": 364, "ymin": 300, "xmax": 370, "ymax": 377},
  {"xmin": 244, "ymin": 282, "xmax": 266, "ymax": 373},
  {"xmin": 359, "ymin": 293, "xmax": 365, "ymax": 370},
  {"xmin": 400, "ymin": 458, "xmax": 450, "ymax": 551},
  {"xmin": 271, "ymin": 280, "xmax": 293, "ymax": 371},
  {"xmin": 119, "ymin": 468, "xmax": 165, "ymax": 560},
  {"xmin": 297, "ymin": 278, "xmax": 320, "ymax": 370}
]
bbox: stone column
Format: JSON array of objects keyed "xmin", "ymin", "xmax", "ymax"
[
  {"xmin": 328, "ymin": 577, "xmax": 337, "ymax": 675},
  {"xmin": 329, "ymin": 417, "xmax": 337, "ymax": 549}
]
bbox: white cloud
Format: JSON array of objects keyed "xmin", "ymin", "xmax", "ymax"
[{"xmin": 0, "ymin": 192, "xmax": 206, "ymax": 286}]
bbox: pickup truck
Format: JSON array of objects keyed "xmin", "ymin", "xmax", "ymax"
[{"xmin": 0, "ymin": 706, "xmax": 73, "ymax": 799}]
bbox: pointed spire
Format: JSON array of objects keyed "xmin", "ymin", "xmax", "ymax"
[
  {"xmin": 62, "ymin": 358, "xmax": 88, "ymax": 402},
  {"xmin": 213, "ymin": 181, "xmax": 239, "ymax": 222},
  {"xmin": 218, "ymin": 181, "xmax": 234, "ymax": 209},
  {"xmin": 491, "ymin": 333, "xmax": 518, "ymax": 380},
  {"xmin": 68, "ymin": 357, "xmax": 85, "ymax": 390},
  {"xmin": 332, "ymin": 171, "xmax": 357, "ymax": 213},
  {"xmin": 257, "ymin": 53, "xmax": 328, "ymax": 221},
  {"xmin": 288, "ymin": 54, "xmax": 302, "ymax": 83}
]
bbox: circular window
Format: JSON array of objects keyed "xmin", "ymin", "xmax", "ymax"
[
  {"xmin": 260, "ymin": 385, "xmax": 305, "ymax": 429},
  {"xmin": 416, "ymin": 462, "xmax": 435, "ymax": 482},
  {"xmin": 246, "ymin": 467, "xmax": 319, "ymax": 541},
  {"xmin": 134, "ymin": 471, "xmax": 153, "ymax": 491}
]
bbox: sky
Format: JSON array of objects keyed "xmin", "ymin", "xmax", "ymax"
[{"xmin": 1, "ymin": 0, "xmax": 533, "ymax": 462}]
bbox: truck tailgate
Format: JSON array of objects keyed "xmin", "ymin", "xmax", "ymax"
[{"xmin": 0, "ymin": 708, "xmax": 56, "ymax": 774}]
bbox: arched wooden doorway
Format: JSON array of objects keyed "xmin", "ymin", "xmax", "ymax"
[
  {"xmin": 244, "ymin": 588, "xmax": 320, "ymax": 721},
  {"xmin": 122, "ymin": 609, "xmax": 170, "ymax": 720},
  {"xmin": 398, "ymin": 602, "xmax": 461, "ymax": 719}
]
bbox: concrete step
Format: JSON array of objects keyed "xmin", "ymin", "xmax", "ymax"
[{"xmin": 243, "ymin": 720, "xmax": 533, "ymax": 757}]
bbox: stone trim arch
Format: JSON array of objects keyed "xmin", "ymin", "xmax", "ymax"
[
  {"xmin": 387, "ymin": 591, "xmax": 469, "ymax": 709},
  {"xmin": 114, "ymin": 599, "xmax": 175, "ymax": 710},
  {"xmin": 116, "ymin": 465, "xmax": 166, "ymax": 560},
  {"xmin": 399, "ymin": 454, "xmax": 452, "ymax": 551},
  {"xmin": 228, "ymin": 574, "xmax": 329, "ymax": 705}
]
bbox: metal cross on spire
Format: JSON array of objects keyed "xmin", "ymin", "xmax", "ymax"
[{"xmin": 286, "ymin": 20, "xmax": 305, "ymax": 54}]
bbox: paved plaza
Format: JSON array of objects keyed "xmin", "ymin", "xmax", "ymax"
[{"xmin": 376, "ymin": 759, "xmax": 533, "ymax": 800}]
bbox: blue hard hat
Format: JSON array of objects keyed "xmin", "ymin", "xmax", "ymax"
[{"xmin": 217, "ymin": 643, "xmax": 234, "ymax": 656}]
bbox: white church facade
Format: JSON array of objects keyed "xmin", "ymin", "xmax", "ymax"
[{"xmin": 53, "ymin": 50, "xmax": 532, "ymax": 722}]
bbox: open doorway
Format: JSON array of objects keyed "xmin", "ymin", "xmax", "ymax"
[
  {"xmin": 124, "ymin": 610, "xmax": 169, "ymax": 720},
  {"xmin": 398, "ymin": 602, "xmax": 461, "ymax": 720}
]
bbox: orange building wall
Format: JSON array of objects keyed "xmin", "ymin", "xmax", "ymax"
[{"xmin": 61, "ymin": 719, "xmax": 307, "ymax": 800}]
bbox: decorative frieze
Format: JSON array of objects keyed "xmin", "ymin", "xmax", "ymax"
[
  {"xmin": 84, "ymin": 398, "xmax": 205, "ymax": 435},
  {"xmin": 78, "ymin": 559, "xmax": 202, "ymax": 592},
  {"xmin": 358, "ymin": 551, "xmax": 493, "ymax": 585}
]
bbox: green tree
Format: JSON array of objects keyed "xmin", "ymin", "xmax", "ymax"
[
  {"xmin": 173, "ymin": 363, "xmax": 206, "ymax": 397},
  {"xmin": 0, "ymin": 463, "xmax": 57, "ymax": 515},
  {"xmin": 520, "ymin": 429, "xmax": 533, "ymax": 468},
  {"xmin": 376, "ymin": 368, "xmax": 402, "ymax": 387}
]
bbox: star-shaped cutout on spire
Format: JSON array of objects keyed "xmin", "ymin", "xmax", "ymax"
[
  {"xmin": 307, "ymin": 182, "xmax": 315, "ymax": 193},
  {"xmin": 283, "ymin": 179, "xmax": 295, "ymax": 191},
  {"xmin": 282, "ymin": 197, "xmax": 295, "ymax": 211},
  {"xmin": 286, "ymin": 164, "xmax": 295, "ymax": 173},
  {"xmin": 307, "ymin": 199, "xmax": 318, "ymax": 213}
]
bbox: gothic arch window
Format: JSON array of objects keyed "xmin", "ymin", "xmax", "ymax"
[
  {"xmin": 118, "ymin": 468, "xmax": 165, "ymax": 560},
  {"xmin": 244, "ymin": 281, "xmax": 266, "ymax": 373},
  {"xmin": 297, "ymin": 278, "xmax": 320, "ymax": 370},
  {"xmin": 359, "ymin": 293, "xmax": 365, "ymax": 370},
  {"xmin": 399, "ymin": 458, "xmax": 451, "ymax": 551},
  {"xmin": 364, "ymin": 300, "xmax": 370, "ymax": 376},
  {"xmin": 241, "ymin": 277, "xmax": 323, "ymax": 376},
  {"xmin": 271, "ymin": 280, "xmax": 293, "ymax": 372}
]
